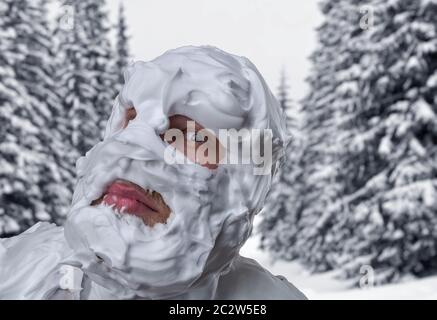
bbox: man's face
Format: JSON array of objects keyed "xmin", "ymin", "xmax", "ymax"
[
  {"xmin": 63, "ymin": 46, "xmax": 283, "ymax": 298},
  {"xmin": 90, "ymin": 108, "xmax": 222, "ymax": 227}
]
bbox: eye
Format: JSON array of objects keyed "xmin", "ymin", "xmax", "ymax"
[{"xmin": 186, "ymin": 131, "xmax": 206, "ymax": 143}]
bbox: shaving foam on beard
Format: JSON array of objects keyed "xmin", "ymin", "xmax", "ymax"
[{"xmin": 63, "ymin": 45, "xmax": 289, "ymax": 299}]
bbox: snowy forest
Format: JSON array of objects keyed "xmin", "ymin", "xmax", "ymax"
[
  {"xmin": 0, "ymin": 0, "xmax": 130, "ymax": 236},
  {"xmin": 260, "ymin": 0, "xmax": 437, "ymax": 286},
  {"xmin": 2, "ymin": 0, "xmax": 437, "ymax": 292}
]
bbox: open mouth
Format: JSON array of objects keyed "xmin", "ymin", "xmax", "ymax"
[{"xmin": 91, "ymin": 179, "xmax": 171, "ymax": 227}]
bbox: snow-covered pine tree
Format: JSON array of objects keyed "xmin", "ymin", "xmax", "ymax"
[
  {"xmin": 259, "ymin": 69, "xmax": 305, "ymax": 261},
  {"xmin": 55, "ymin": 0, "xmax": 99, "ymax": 159},
  {"xmin": 285, "ymin": 0, "xmax": 367, "ymax": 273},
  {"xmin": 55, "ymin": 0, "xmax": 116, "ymax": 157},
  {"xmin": 115, "ymin": 1, "xmax": 130, "ymax": 93},
  {"xmin": 337, "ymin": 0, "xmax": 437, "ymax": 284},
  {"xmin": 0, "ymin": 0, "xmax": 71, "ymax": 235},
  {"xmin": 83, "ymin": 0, "xmax": 118, "ymax": 135},
  {"xmin": 0, "ymin": 0, "xmax": 31, "ymax": 235},
  {"xmin": 265, "ymin": 0, "xmax": 437, "ymax": 285},
  {"xmin": 11, "ymin": 0, "xmax": 74, "ymax": 225},
  {"xmin": 277, "ymin": 68, "xmax": 295, "ymax": 130}
]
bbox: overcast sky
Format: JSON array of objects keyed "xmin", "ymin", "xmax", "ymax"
[{"xmin": 105, "ymin": 0, "xmax": 323, "ymax": 102}]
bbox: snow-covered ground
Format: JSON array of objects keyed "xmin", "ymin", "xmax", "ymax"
[{"xmin": 241, "ymin": 227, "xmax": 437, "ymax": 300}]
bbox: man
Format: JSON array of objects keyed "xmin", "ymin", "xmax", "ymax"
[{"xmin": 0, "ymin": 46, "xmax": 306, "ymax": 300}]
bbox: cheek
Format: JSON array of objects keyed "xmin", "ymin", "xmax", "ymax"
[
  {"xmin": 174, "ymin": 140, "xmax": 197, "ymax": 163},
  {"xmin": 195, "ymin": 144, "xmax": 220, "ymax": 169},
  {"xmin": 167, "ymin": 139, "xmax": 216, "ymax": 168}
]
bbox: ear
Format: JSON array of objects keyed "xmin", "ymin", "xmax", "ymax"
[
  {"xmin": 103, "ymin": 97, "xmax": 127, "ymax": 140},
  {"xmin": 241, "ymin": 58, "xmax": 291, "ymax": 172}
]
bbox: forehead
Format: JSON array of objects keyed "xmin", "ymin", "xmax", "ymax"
[{"xmin": 119, "ymin": 49, "xmax": 251, "ymax": 132}]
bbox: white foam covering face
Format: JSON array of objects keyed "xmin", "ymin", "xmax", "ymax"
[{"xmin": 64, "ymin": 46, "xmax": 289, "ymax": 299}]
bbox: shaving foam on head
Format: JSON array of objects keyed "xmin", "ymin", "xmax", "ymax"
[{"xmin": 64, "ymin": 45, "xmax": 289, "ymax": 299}]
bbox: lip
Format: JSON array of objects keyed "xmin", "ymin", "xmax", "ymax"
[
  {"xmin": 91, "ymin": 179, "xmax": 171, "ymax": 226},
  {"xmin": 106, "ymin": 180, "xmax": 161, "ymax": 212}
]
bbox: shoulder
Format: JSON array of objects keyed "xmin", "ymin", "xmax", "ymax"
[
  {"xmin": 215, "ymin": 255, "xmax": 307, "ymax": 300},
  {"xmin": 0, "ymin": 222, "xmax": 72, "ymax": 299}
]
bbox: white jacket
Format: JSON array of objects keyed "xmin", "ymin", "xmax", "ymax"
[{"xmin": 0, "ymin": 222, "xmax": 306, "ymax": 300}]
